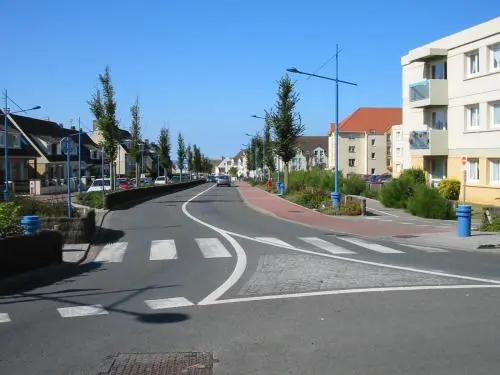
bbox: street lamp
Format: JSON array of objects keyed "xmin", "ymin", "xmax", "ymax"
[
  {"xmin": 2, "ymin": 89, "xmax": 41, "ymax": 201},
  {"xmin": 287, "ymin": 44, "xmax": 357, "ymax": 207},
  {"xmin": 251, "ymin": 114, "xmax": 267, "ymax": 181}
]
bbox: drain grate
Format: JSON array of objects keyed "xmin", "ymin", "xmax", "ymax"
[{"xmin": 100, "ymin": 352, "xmax": 214, "ymax": 375}]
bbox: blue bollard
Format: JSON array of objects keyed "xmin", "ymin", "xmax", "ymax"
[
  {"xmin": 331, "ymin": 191, "xmax": 341, "ymax": 207},
  {"xmin": 275, "ymin": 182, "xmax": 280, "ymax": 192},
  {"xmin": 20, "ymin": 215, "xmax": 41, "ymax": 236},
  {"xmin": 279, "ymin": 182, "xmax": 285, "ymax": 195},
  {"xmin": 456, "ymin": 205, "xmax": 472, "ymax": 237}
]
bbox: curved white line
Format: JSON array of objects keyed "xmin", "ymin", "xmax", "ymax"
[{"xmin": 181, "ymin": 184, "xmax": 247, "ymax": 305}]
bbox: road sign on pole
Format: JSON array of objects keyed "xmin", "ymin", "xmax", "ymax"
[{"xmin": 460, "ymin": 155, "xmax": 468, "ymax": 171}]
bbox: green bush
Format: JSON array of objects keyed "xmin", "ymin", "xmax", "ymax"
[
  {"xmin": 78, "ymin": 191, "xmax": 105, "ymax": 208},
  {"xmin": 480, "ymin": 220, "xmax": 500, "ymax": 232},
  {"xmin": 437, "ymin": 178, "xmax": 461, "ymax": 201},
  {"xmin": 379, "ymin": 176, "xmax": 414, "ymax": 209},
  {"xmin": 11, "ymin": 196, "xmax": 77, "ymax": 218},
  {"xmin": 341, "ymin": 174, "xmax": 366, "ymax": 196},
  {"xmin": 289, "ymin": 187, "xmax": 329, "ymax": 209},
  {"xmin": 400, "ymin": 168, "xmax": 426, "ymax": 185},
  {"xmin": 0, "ymin": 202, "xmax": 23, "ymax": 238},
  {"xmin": 339, "ymin": 201, "xmax": 362, "ymax": 216},
  {"xmin": 361, "ymin": 188, "xmax": 380, "ymax": 199},
  {"xmin": 406, "ymin": 184, "xmax": 455, "ymax": 219}
]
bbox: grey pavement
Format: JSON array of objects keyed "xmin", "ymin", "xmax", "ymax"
[{"xmin": 2, "ymin": 183, "xmax": 500, "ymax": 374}]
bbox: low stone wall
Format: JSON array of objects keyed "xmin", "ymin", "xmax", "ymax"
[
  {"xmin": 0, "ymin": 230, "xmax": 63, "ymax": 279},
  {"xmin": 41, "ymin": 209, "xmax": 95, "ymax": 243},
  {"xmin": 344, "ymin": 195, "xmax": 367, "ymax": 215}
]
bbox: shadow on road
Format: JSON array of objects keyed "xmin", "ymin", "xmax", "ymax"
[
  {"xmin": 92, "ymin": 227, "xmax": 126, "ymax": 245},
  {"xmin": 137, "ymin": 312, "xmax": 190, "ymax": 324}
]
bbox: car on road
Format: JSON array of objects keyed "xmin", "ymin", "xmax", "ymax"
[
  {"xmin": 154, "ymin": 176, "xmax": 168, "ymax": 185},
  {"xmin": 216, "ymin": 175, "xmax": 231, "ymax": 187},
  {"xmin": 87, "ymin": 178, "xmax": 112, "ymax": 192},
  {"xmin": 207, "ymin": 175, "xmax": 216, "ymax": 183},
  {"xmin": 117, "ymin": 178, "xmax": 132, "ymax": 190}
]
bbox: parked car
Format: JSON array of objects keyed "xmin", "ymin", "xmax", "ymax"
[
  {"xmin": 155, "ymin": 176, "xmax": 168, "ymax": 185},
  {"xmin": 216, "ymin": 175, "xmax": 231, "ymax": 187},
  {"xmin": 87, "ymin": 178, "xmax": 112, "ymax": 192},
  {"xmin": 118, "ymin": 178, "xmax": 132, "ymax": 190},
  {"xmin": 207, "ymin": 175, "xmax": 216, "ymax": 183}
]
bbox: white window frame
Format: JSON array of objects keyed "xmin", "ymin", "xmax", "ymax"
[
  {"xmin": 396, "ymin": 147, "xmax": 402, "ymax": 156},
  {"xmin": 489, "ymin": 101, "xmax": 500, "ymax": 129},
  {"xmin": 490, "ymin": 43, "xmax": 500, "ymax": 72},
  {"xmin": 395, "ymin": 131, "xmax": 402, "ymax": 141},
  {"xmin": 466, "ymin": 50, "xmax": 480, "ymax": 76},
  {"xmin": 490, "ymin": 159, "xmax": 500, "ymax": 185},
  {"xmin": 370, "ymin": 138, "xmax": 375, "ymax": 146},
  {"xmin": 370, "ymin": 168, "xmax": 376, "ymax": 175},
  {"xmin": 371, "ymin": 152, "xmax": 376, "ymax": 159},
  {"xmin": 466, "ymin": 104, "xmax": 480, "ymax": 129},
  {"xmin": 467, "ymin": 159, "xmax": 479, "ymax": 183},
  {"xmin": 348, "ymin": 158, "xmax": 355, "ymax": 167}
]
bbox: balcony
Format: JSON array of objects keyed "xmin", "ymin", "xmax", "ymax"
[
  {"xmin": 409, "ymin": 79, "xmax": 448, "ymax": 108},
  {"xmin": 409, "ymin": 128, "xmax": 448, "ymax": 155}
]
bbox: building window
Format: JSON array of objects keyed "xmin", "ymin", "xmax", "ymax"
[
  {"xmin": 466, "ymin": 104, "xmax": 480, "ymax": 129},
  {"xmin": 430, "ymin": 61, "xmax": 447, "ymax": 79},
  {"xmin": 395, "ymin": 131, "xmax": 402, "ymax": 141},
  {"xmin": 396, "ymin": 147, "xmax": 402, "ymax": 156},
  {"xmin": 348, "ymin": 146, "xmax": 355, "ymax": 153},
  {"xmin": 431, "ymin": 109, "xmax": 447, "ymax": 130},
  {"xmin": 371, "ymin": 152, "xmax": 376, "ymax": 159},
  {"xmin": 466, "ymin": 50, "xmax": 479, "ymax": 76},
  {"xmin": 348, "ymin": 159, "xmax": 355, "ymax": 167},
  {"xmin": 467, "ymin": 159, "xmax": 479, "ymax": 182},
  {"xmin": 490, "ymin": 159, "xmax": 500, "ymax": 185},
  {"xmin": 396, "ymin": 164, "xmax": 402, "ymax": 173},
  {"xmin": 13, "ymin": 135, "xmax": 21, "ymax": 149},
  {"xmin": 370, "ymin": 138, "xmax": 375, "ymax": 146},
  {"xmin": 490, "ymin": 43, "xmax": 500, "ymax": 71},
  {"xmin": 371, "ymin": 168, "xmax": 375, "ymax": 174},
  {"xmin": 490, "ymin": 102, "xmax": 500, "ymax": 128}
]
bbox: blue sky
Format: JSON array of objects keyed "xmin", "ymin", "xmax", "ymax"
[{"xmin": 1, "ymin": 0, "xmax": 497, "ymax": 159}]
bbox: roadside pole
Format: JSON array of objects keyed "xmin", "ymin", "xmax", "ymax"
[{"xmin": 461, "ymin": 155, "xmax": 467, "ymax": 203}]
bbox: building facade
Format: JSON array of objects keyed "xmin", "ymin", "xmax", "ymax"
[
  {"xmin": 291, "ymin": 136, "xmax": 328, "ymax": 171},
  {"xmin": 401, "ymin": 17, "xmax": 500, "ymax": 203}
]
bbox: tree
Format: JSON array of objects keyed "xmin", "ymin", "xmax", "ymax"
[
  {"xmin": 249, "ymin": 138, "xmax": 257, "ymax": 177},
  {"xmin": 245, "ymin": 146, "xmax": 252, "ymax": 172},
  {"xmin": 264, "ymin": 112, "xmax": 275, "ymax": 174},
  {"xmin": 186, "ymin": 145, "xmax": 194, "ymax": 173},
  {"xmin": 177, "ymin": 132, "xmax": 186, "ymax": 181},
  {"xmin": 229, "ymin": 166, "xmax": 238, "ymax": 177},
  {"xmin": 88, "ymin": 65, "xmax": 120, "ymax": 190},
  {"xmin": 268, "ymin": 75, "xmax": 305, "ymax": 189},
  {"xmin": 201, "ymin": 155, "xmax": 212, "ymax": 173},
  {"xmin": 255, "ymin": 136, "xmax": 264, "ymax": 176},
  {"xmin": 158, "ymin": 128, "xmax": 172, "ymax": 177},
  {"xmin": 193, "ymin": 145, "xmax": 202, "ymax": 175},
  {"xmin": 130, "ymin": 97, "xmax": 141, "ymax": 186}
]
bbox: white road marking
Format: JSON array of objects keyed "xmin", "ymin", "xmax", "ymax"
[
  {"xmin": 94, "ymin": 242, "xmax": 128, "ymax": 263},
  {"xmin": 225, "ymin": 231, "xmax": 500, "ymax": 285},
  {"xmin": 364, "ymin": 217, "xmax": 379, "ymax": 220},
  {"xmin": 196, "ymin": 238, "xmax": 232, "ymax": 258},
  {"xmin": 181, "ymin": 185, "xmax": 247, "ymax": 306},
  {"xmin": 366, "ymin": 207, "xmax": 399, "ymax": 217},
  {"xmin": 400, "ymin": 222, "xmax": 413, "ymax": 225},
  {"xmin": 205, "ymin": 284, "xmax": 500, "ymax": 306},
  {"xmin": 380, "ymin": 219, "xmax": 393, "ymax": 222},
  {"xmin": 57, "ymin": 304, "xmax": 108, "ymax": 318},
  {"xmin": 256, "ymin": 237, "xmax": 294, "ymax": 248},
  {"xmin": 400, "ymin": 244, "xmax": 448, "ymax": 253},
  {"xmin": 338, "ymin": 236, "xmax": 404, "ymax": 254},
  {"xmin": 0, "ymin": 313, "xmax": 11, "ymax": 323},
  {"xmin": 299, "ymin": 237, "xmax": 356, "ymax": 254},
  {"xmin": 149, "ymin": 240, "xmax": 177, "ymax": 260},
  {"xmin": 145, "ymin": 297, "xmax": 194, "ymax": 309}
]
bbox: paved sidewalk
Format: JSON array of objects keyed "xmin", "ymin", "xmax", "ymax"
[{"xmin": 237, "ymin": 182, "xmax": 453, "ymax": 237}]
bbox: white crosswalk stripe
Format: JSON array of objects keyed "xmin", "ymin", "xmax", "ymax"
[
  {"xmin": 256, "ymin": 237, "xmax": 294, "ymax": 248},
  {"xmin": 57, "ymin": 304, "xmax": 108, "ymax": 318},
  {"xmin": 337, "ymin": 236, "xmax": 404, "ymax": 254},
  {"xmin": 94, "ymin": 242, "xmax": 128, "ymax": 263},
  {"xmin": 0, "ymin": 313, "xmax": 11, "ymax": 323},
  {"xmin": 195, "ymin": 238, "xmax": 232, "ymax": 258},
  {"xmin": 150, "ymin": 240, "xmax": 177, "ymax": 260},
  {"xmin": 399, "ymin": 244, "xmax": 448, "ymax": 253},
  {"xmin": 299, "ymin": 237, "xmax": 356, "ymax": 254},
  {"xmin": 144, "ymin": 297, "xmax": 194, "ymax": 310}
]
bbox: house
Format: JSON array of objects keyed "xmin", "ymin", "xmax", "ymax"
[
  {"xmin": 291, "ymin": 136, "xmax": 328, "ymax": 171},
  {"xmin": 2, "ymin": 112, "xmax": 100, "ymax": 191},
  {"xmin": 328, "ymin": 107, "xmax": 402, "ymax": 175},
  {"xmin": 400, "ymin": 16, "xmax": 500, "ymax": 203},
  {"xmin": 215, "ymin": 156, "xmax": 234, "ymax": 175},
  {"xmin": 233, "ymin": 150, "xmax": 248, "ymax": 177},
  {"xmin": 391, "ymin": 124, "xmax": 405, "ymax": 177}
]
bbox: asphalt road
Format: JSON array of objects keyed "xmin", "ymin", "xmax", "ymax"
[{"xmin": 1, "ymin": 182, "xmax": 500, "ymax": 375}]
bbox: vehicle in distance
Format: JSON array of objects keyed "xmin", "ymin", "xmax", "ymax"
[
  {"xmin": 154, "ymin": 176, "xmax": 168, "ymax": 185},
  {"xmin": 118, "ymin": 178, "xmax": 131, "ymax": 190},
  {"xmin": 87, "ymin": 178, "xmax": 112, "ymax": 192},
  {"xmin": 207, "ymin": 175, "xmax": 216, "ymax": 183},
  {"xmin": 216, "ymin": 175, "xmax": 231, "ymax": 187}
]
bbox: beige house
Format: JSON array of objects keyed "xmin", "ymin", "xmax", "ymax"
[
  {"xmin": 390, "ymin": 124, "xmax": 405, "ymax": 177},
  {"xmin": 89, "ymin": 127, "xmax": 135, "ymax": 177},
  {"xmin": 401, "ymin": 16, "xmax": 500, "ymax": 203},
  {"xmin": 291, "ymin": 136, "xmax": 328, "ymax": 171},
  {"xmin": 328, "ymin": 107, "xmax": 402, "ymax": 175}
]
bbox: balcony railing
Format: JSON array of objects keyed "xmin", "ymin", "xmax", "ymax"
[
  {"xmin": 409, "ymin": 129, "xmax": 448, "ymax": 155},
  {"xmin": 409, "ymin": 79, "xmax": 448, "ymax": 108}
]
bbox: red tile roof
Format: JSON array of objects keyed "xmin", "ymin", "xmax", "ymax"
[{"xmin": 329, "ymin": 107, "xmax": 402, "ymax": 135}]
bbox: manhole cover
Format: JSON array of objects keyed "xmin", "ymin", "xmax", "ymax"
[
  {"xmin": 392, "ymin": 235, "xmax": 419, "ymax": 239},
  {"xmin": 100, "ymin": 352, "xmax": 214, "ymax": 375}
]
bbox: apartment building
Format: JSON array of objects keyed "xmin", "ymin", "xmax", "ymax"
[
  {"xmin": 401, "ymin": 17, "xmax": 500, "ymax": 203},
  {"xmin": 328, "ymin": 107, "xmax": 402, "ymax": 175},
  {"xmin": 291, "ymin": 136, "xmax": 328, "ymax": 171},
  {"xmin": 391, "ymin": 124, "xmax": 405, "ymax": 177}
]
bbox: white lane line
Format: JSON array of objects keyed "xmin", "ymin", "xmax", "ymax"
[
  {"xmin": 417, "ymin": 224, "xmax": 430, "ymax": 227},
  {"xmin": 400, "ymin": 222, "xmax": 413, "ymax": 225},
  {"xmin": 380, "ymin": 219, "xmax": 393, "ymax": 222},
  {"xmin": 57, "ymin": 304, "xmax": 108, "ymax": 318},
  {"xmin": 338, "ymin": 236, "xmax": 404, "ymax": 254},
  {"xmin": 145, "ymin": 297, "xmax": 194, "ymax": 309},
  {"xmin": 366, "ymin": 207, "xmax": 399, "ymax": 217},
  {"xmin": 225, "ymin": 230, "xmax": 500, "ymax": 285},
  {"xmin": 364, "ymin": 217, "xmax": 380, "ymax": 220},
  {"xmin": 0, "ymin": 313, "xmax": 11, "ymax": 323},
  {"xmin": 299, "ymin": 237, "xmax": 356, "ymax": 254},
  {"xmin": 94, "ymin": 242, "xmax": 128, "ymax": 263},
  {"xmin": 196, "ymin": 238, "xmax": 232, "ymax": 258},
  {"xmin": 400, "ymin": 244, "xmax": 448, "ymax": 253},
  {"xmin": 181, "ymin": 185, "xmax": 247, "ymax": 306},
  {"xmin": 150, "ymin": 240, "xmax": 177, "ymax": 260},
  {"xmin": 207, "ymin": 284, "xmax": 500, "ymax": 306},
  {"xmin": 255, "ymin": 237, "xmax": 294, "ymax": 248}
]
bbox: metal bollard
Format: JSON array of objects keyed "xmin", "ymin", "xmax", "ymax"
[
  {"xmin": 20, "ymin": 215, "xmax": 41, "ymax": 236},
  {"xmin": 456, "ymin": 205, "xmax": 472, "ymax": 237}
]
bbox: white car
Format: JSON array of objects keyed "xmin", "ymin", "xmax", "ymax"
[
  {"xmin": 87, "ymin": 178, "xmax": 112, "ymax": 192},
  {"xmin": 154, "ymin": 176, "xmax": 168, "ymax": 185}
]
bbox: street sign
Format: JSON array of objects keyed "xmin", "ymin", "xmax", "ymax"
[{"xmin": 460, "ymin": 155, "xmax": 468, "ymax": 171}]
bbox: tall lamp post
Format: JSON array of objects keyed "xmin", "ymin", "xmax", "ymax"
[
  {"xmin": 2, "ymin": 90, "xmax": 41, "ymax": 201},
  {"xmin": 287, "ymin": 45, "xmax": 357, "ymax": 207},
  {"xmin": 251, "ymin": 115, "xmax": 266, "ymax": 181}
]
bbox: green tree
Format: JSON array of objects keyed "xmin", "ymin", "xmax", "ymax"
[
  {"xmin": 177, "ymin": 132, "xmax": 186, "ymax": 181},
  {"xmin": 88, "ymin": 65, "xmax": 120, "ymax": 190},
  {"xmin": 158, "ymin": 128, "xmax": 172, "ymax": 177},
  {"xmin": 186, "ymin": 145, "xmax": 194, "ymax": 173},
  {"xmin": 264, "ymin": 112, "xmax": 275, "ymax": 174},
  {"xmin": 255, "ymin": 135, "xmax": 264, "ymax": 174},
  {"xmin": 245, "ymin": 146, "xmax": 252, "ymax": 172},
  {"xmin": 229, "ymin": 166, "xmax": 238, "ymax": 177},
  {"xmin": 129, "ymin": 97, "xmax": 141, "ymax": 187},
  {"xmin": 193, "ymin": 145, "xmax": 202, "ymax": 175},
  {"xmin": 268, "ymin": 75, "xmax": 305, "ymax": 189}
]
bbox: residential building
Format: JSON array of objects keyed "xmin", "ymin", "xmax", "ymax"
[
  {"xmin": 233, "ymin": 150, "xmax": 248, "ymax": 177},
  {"xmin": 391, "ymin": 124, "xmax": 405, "ymax": 177},
  {"xmin": 215, "ymin": 156, "xmax": 234, "ymax": 175},
  {"xmin": 291, "ymin": 136, "xmax": 328, "ymax": 171},
  {"xmin": 401, "ymin": 17, "xmax": 500, "ymax": 203},
  {"xmin": 328, "ymin": 107, "xmax": 402, "ymax": 175}
]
